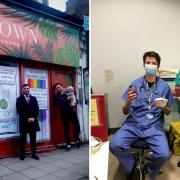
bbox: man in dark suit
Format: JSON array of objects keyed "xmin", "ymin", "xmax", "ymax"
[{"xmin": 16, "ymin": 84, "xmax": 40, "ymax": 160}]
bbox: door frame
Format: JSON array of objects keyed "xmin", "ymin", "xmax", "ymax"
[{"xmin": 50, "ymin": 64, "xmax": 76, "ymax": 145}]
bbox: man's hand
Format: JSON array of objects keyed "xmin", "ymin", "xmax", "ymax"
[
  {"xmin": 172, "ymin": 89, "xmax": 176, "ymax": 96},
  {"xmin": 123, "ymin": 88, "xmax": 137, "ymax": 115},
  {"xmin": 127, "ymin": 90, "xmax": 137, "ymax": 103},
  {"xmin": 161, "ymin": 106, "xmax": 171, "ymax": 115},
  {"xmin": 28, "ymin": 118, "xmax": 35, "ymax": 123}
]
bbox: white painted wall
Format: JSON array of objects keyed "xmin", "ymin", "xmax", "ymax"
[
  {"xmin": 91, "ymin": 0, "xmax": 180, "ymax": 128},
  {"xmin": 76, "ymin": 48, "xmax": 89, "ymax": 142}
]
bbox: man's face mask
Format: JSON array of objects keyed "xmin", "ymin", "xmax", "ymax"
[{"xmin": 145, "ymin": 64, "xmax": 157, "ymax": 75}]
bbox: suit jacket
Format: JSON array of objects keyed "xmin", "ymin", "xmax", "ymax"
[{"xmin": 16, "ymin": 95, "xmax": 40, "ymax": 133}]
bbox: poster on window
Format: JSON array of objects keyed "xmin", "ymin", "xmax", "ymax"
[
  {"xmin": 0, "ymin": 66, "xmax": 19, "ymax": 139},
  {"xmin": 24, "ymin": 68, "xmax": 50, "ymax": 141}
]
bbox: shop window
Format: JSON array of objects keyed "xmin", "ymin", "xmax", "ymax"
[
  {"xmin": 0, "ymin": 65, "xmax": 20, "ymax": 139},
  {"xmin": 24, "ymin": 68, "xmax": 50, "ymax": 141}
]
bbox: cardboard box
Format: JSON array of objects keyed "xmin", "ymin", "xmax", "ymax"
[
  {"xmin": 169, "ymin": 121, "xmax": 180, "ymax": 155},
  {"xmin": 173, "ymin": 138, "xmax": 180, "ymax": 155}
]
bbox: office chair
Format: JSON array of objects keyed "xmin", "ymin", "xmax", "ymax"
[{"xmin": 130, "ymin": 138, "xmax": 153, "ymax": 180}]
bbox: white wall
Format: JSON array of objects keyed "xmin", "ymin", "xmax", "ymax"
[{"xmin": 91, "ymin": 0, "xmax": 180, "ymax": 128}]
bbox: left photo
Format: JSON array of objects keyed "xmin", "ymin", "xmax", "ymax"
[{"xmin": 0, "ymin": 0, "xmax": 89, "ymax": 179}]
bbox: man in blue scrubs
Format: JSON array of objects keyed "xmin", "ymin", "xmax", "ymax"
[{"xmin": 110, "ymin": 51, "xmax": 174, "ymax": 180}]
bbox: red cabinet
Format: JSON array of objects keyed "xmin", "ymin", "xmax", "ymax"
[{"xmin": 91, "ymin": 95, "xmax": 108, "ymax": 142}]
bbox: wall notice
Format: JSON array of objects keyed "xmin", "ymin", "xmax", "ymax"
[{"xmin": 91, "ymin": 99, "xmax": 100, "ymax": 126}]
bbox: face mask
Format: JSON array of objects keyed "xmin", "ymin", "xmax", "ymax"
[{"xmin": 145, "ymin": 64, "xmax": 157, "ymax": 75}]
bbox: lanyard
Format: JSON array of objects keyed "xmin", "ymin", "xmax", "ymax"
[
  {"xmin": 148, "ymin": 94, "xmax": 153, "ymax": 112},
  {"xmin": 146, "ymin": 83, "xmax": 153, "ymax": 112}
]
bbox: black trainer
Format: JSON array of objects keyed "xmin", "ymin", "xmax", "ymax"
[
  {"xmin": 127, "ymin": 156, "xmax": 141, "ymax": 180},
  {"xmin": 19, "ymin": 155, "xmax": 25, "ymax": 161},
  {"xmin": 127, "ymin": 167, "xmax": 141, "ymax": 180},
  {"xmin": 65, "ymin": 144, "xmax": 71, "ymax": 152},
  {"xmin": 32, "ymin": 154, "xmax": 39, "ymax": 160},
  {"xmin": 76, "ymin": 141, "xmax": 80, "ymax": 148}
]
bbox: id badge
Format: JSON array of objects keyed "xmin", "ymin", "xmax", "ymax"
[{"xmin": 146, "ymin": 113, "xmax": 153, "ymax": 119}]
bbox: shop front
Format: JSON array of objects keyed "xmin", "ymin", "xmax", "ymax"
[{"xmin": 0, "ymin": 1, "xmax": 86, "ymax": 157}]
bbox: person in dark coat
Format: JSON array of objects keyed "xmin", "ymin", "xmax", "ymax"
[
  {"xmin": 16, "ymin": 84, "xmax": 40, "ymax": 160},
  {"xmin": 54, "ymin": 83, "xmax": 80, "ymax": 151}
]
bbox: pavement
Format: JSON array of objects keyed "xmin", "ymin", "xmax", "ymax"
[{"xmin": 0, "ymin": 144, "xmax": 89, "ymax": 180}]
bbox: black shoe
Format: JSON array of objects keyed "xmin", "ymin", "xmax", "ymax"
[
  {"xmin": 76, "ymin": 141, "xmax": 80, "ymax": 148},
  {"xmin": 19, "ymin": 155, "xmax": 25, "ymax": 161},
  {"xmin": 127, "ymin": 167, "xmax": 141, "ymax": 180},
  {"xmin": 143, "ymin": 163, "xmax": 148, "ymax": 175},
  {"xmin": 127, "ymin": 157, "xmax": 140, "ymax": 180},
  {"xmin": 32, "ymin": 154, "xmax": 39, "ymax": 160},
  {"xmin": 65, "ymin": 145, "xmax": 71, "ymax": 152}
]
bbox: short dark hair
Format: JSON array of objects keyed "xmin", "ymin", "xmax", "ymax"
[
  {"xmin": 22, "ymin": 84, "xmax": 29, "ymax": 88},
  {"xmin": 54, "ymin": 83, "xmax": 63, "ymax": 88},
  {"xmin": 143, "ymin": 51, "xmax": 161, "ymax": 67}
]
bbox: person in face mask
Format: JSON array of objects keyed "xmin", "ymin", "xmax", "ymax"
[{"xmin": 110, "ymin": 51, "xmax": 174, "ymax": 180}]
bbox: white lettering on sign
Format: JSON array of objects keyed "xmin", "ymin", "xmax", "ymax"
[
  {"xmin": 0, "ymin": 118, "xmax": 17, "ymax": 133},
  {"xmin": 0, "ymin": 20, "xmax": 38, "ymax": 44},
  {"xmin": 25, "ymin": 69, "xmax": 48, "ymax": 79},
  {"xmin": 0, "ymin": 71, "xmax": 15, "ymax": 85},
  {"xmin": 30, "ymin": 88, "xmax": 48, "ymax": 109},
  {"xmin": 13, "ymin": 24, "xmax": 27, "ymax": 41},
  {"xmin": 0, "ymin": 21, "xmax": 11, "ymax": 37}
]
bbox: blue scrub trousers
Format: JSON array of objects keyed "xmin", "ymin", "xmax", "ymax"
[{"xmin": 109, "ymin": 123, "xmax": 170, "ymax": 180}]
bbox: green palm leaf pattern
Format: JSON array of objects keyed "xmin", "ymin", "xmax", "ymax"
[
  {"xmin": 32, "ymin": 40, "xmax": 53, "ymax": 62},
  {"xmin": 0, "ymin": 43, "xmax": 31, "ymax": 59},
  {"xmin": 0, "ymin": 7, "xmax": 39, "ymax": 27},
  {"xmin": 45, "ymin": 40, "xmax": 54, "ymax": 61},
  {"xmin": 59, "ymin": 25, "xmax": 79, "ymax": 45},
  {"xmin": 53, "ymin": 43, "xmax": 79, "ymax": 67},
  {"xmin": 64, "ymin": 43, "xmax": 79, "ymax": 67},
  {"xmin": 53, "ymin": 48, "xmax": 64, "ymax": 64},
  {"xmin": 65, "ymin": 74, "xmax": 73, "ymax": 85},
  {"xmin": 39, "ymin": 19, "xmax": 58, "ymax": 41}
]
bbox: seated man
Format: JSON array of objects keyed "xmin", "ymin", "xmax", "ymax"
[{"xmin": 110, "ymin": 51, "xmax": 174, "ymax": 180}]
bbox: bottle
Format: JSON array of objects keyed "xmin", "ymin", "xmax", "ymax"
[
  {"xmin": 175, "ymin": 70, "xmax": 180, "ymax": 97},
  {"xmin": 129, "ymin": 85, "xmax": 136, "ymax": 94}
]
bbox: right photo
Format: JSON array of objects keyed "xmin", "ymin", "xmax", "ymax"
[{"xmin": 90, "ymin": 0, "xmax": 180, "ymax": 180}]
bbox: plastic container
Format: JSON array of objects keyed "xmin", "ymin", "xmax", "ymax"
[
  {"xmin": 154, "ymin": 98, "xmax": 168, "ymax": 108},
  {"xmin": 90, "ymin": 136, "xmax": 102, "ymax": 153}
]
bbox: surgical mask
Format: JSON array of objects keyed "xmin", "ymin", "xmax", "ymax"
[{"xmin": 145, "ymin": 64, "xmax": 157, "ymax": 75}]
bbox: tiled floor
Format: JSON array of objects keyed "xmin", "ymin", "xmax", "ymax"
[
  {"xmin": 0, "ymin": 144, "xmax": 89, "ymax": 180},
  {"xmin": 108, "ymin": 146, "xmax": 180, "ymax": 180},
  {"xmin": 108, "ymin": 135, "xmax": 180, "ymax": 180}
]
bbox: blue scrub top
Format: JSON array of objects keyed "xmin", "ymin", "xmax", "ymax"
[{"xmin": 122, "ymin": 76, "xmax": 174, "ymax": 127}]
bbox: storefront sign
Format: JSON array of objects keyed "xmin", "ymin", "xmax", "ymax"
[{"xmin": 0, "ymin": 3, "xmax": 80, "ymax": 67}]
